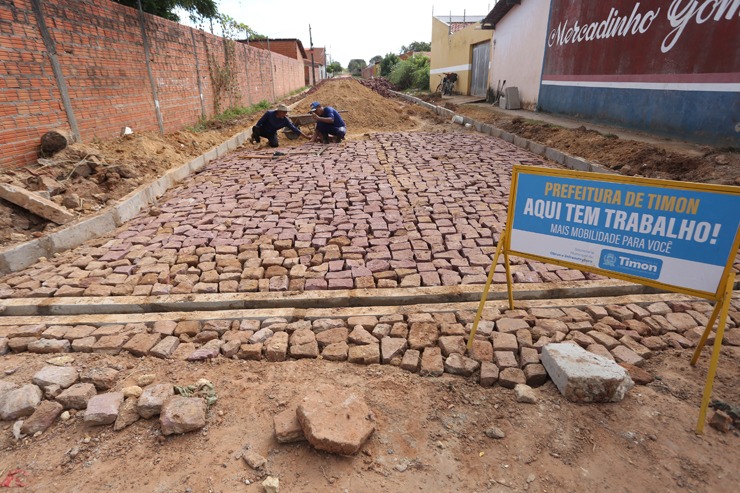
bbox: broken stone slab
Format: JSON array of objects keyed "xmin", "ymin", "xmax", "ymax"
[
  {"xmin": 0, "ymin": 183, "xmax": 75, "ymax": 224},
  {"xmin": 84, "ymin": 391, "xmax": 124, "ymax": 425},
  {"xmin": 541, "ymin": 343, "xmax": 634, "ymax": 403},
  {"xmin": 80, "ymin": 367, "xmax": 119, "ymax": 391},
  {"xmin": 149, "ymin": 336, "xmax": 180, "ymax": 359},
  {"xmin": 0, "ymin": 384, "xmax": 43, "ymax": 420},
  {"xmin": 514, "ymin": 384, "xmax": 537, "ymax": 404},
  {"xmin": 21, "ymin": 400, "xmax": 63, "ymax": 435},
  {"xmin": 380, "ymin": 337, "xmax": 407, "ymax": 364},
  {"xmin": 32, "ymin": 365, "xmax": 78, "ymax": 390},
  {"xmin": 160, "ymin": 396, "xmax": 207, "ymax": 435},
  {"xmin": 296, "ymin": 384, "xmax": 375, "ymax": 455},
  {"xmin": 138, "ymin": 383, "xmax": 175, "ymax": 419},
  {"xmin": 273, "ymin": 405, "xmax": 306, "ymax": 443},
  {"xmin": 444, "ymin": 353, "xmax": 480, "ymax": 376},
  {"xmin": 114, "ymin": 396, "xmax": 141, "ymax": 431}
]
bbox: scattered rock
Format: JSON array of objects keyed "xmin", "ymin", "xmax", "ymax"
[
  {"xmin": 32, "ymin": 365, "xmax": 79, "ymax": 390},
  {"xmin": 21, "ymin": 400, "xmax": 63, "ymax": 435},
  {"xmin": 296, "ymin": 384, "xmax": 375, "ymax": 455},
  {"xmin": 80, "ymin": 367, "xmax": 119, "ymax": 390},
  {"xmin": 123, "ymin": 386, "xmax": 143, "ymax": 398},
  {"xmin": 137, "ymin": 374, "xmax": 156, "ymax": 387},
  {"xmin": 0, "ymin": 384, "xmax": 43, "ymax": 420},
  {"xmin": 274, "ymin": 406, "xmax": 306, "ymax": 443},
  {"xmin": 56, "ymin": 383, "xmax": 97, "ymax": 409},
  {"xmin": 114, "ymin": 397, "xmax": 141, "ymax": 431},
  {"xmin": 242, "ymin": 450, "xmax": 267, "ymax": 470},
  {"xmin": 160, "ymin": 396, "xmax": 207, "ymax": 435},
  {"xmin": 514, "ymin": 384, "xmax": 537, "ymax": 404},
  {"xmin": 262, "ymin": 476, "xmax": 280, "ymax": 493},
  {"xmin": 485, "ymin": 427, "xmax": 506, "ymax": 439},
  {"xmin": 138, "ymin": 383, "xmax": 174, "ymax": 419}
]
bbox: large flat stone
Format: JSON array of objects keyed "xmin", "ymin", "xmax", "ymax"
[
  {"xmin": 296, "ymin": 384, "xmax": 375, "ymax": 455},
  {"xmin": 160, "ymin": 396, "xmax": 207, "ymax": 435},
  {"xmin": 0, "ymin": 384, "xmax": 42, "ymax": 420},
  {"xmin": 85, "ymin": 392, "xmax": 125, "ymax": 425},
  {"xmin": 32, "ymin": 365, "xmax": 78, "ymax": 389},
  {"xmin": 56, "ymin": 383, "xmax": 97, "ymax": 410},
  {"xmin": 541, "ymin": 343, "xmax": 634, "ymax": 403},
  {"xmin": 21, "ymin": 400, "xmax": 63, "ymax": 435},
  {"xmin": 138, "ymin": 383, "xmax": 175, "ymax": 419}
]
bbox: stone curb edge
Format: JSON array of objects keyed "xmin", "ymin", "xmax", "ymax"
[
  {"xmin": 391, "ymin": 91, "xmax": 618, "ymax": 176},
  {"xmin": 0, "ymin": 129, "xmax": 250, "ymax": 276}
]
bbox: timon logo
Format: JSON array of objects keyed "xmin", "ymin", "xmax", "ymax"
[{"xmin": 599, "ymin": 249, "xmax": 662, "ymax": 280}]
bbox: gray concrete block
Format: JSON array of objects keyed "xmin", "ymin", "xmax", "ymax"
[
  {"xmin": 591, "ymin": 162, "xmax": 618, "ymax": 175},
  {"xmin": 216, "ymin": 142, "xmax": 229, "ymax": 157},
  {"xmin": 0, "ymin": 238, "xmax": 51, "ymax": 275},
  {"xmin": 513, "ymin": 136, "xmax": 529, "ymax": 150},
  {"xmin": 564, "ymin": 155, "xmax": 591, "ymax": 172},
  {"xmin": 204, "ymin": 148, "xmax": 218, "ymax": 163},
  {"xmin": 527, "ymin": 140, "xmax": 546, "ymax": 156},
  {"xmin": 189, "ymin": 155, "xmax": 206, "ymax": 172},
  {"xmin": 113, "ymin": 190, "xmax": 148, "ymax": 225},
  {"xmin": 541, "ymin": 343, "xmax": 634, "ymax": 403},
  {"xmin": 499, "ymin": 131, "xmax": 514, "ymax": 143},
  {"xmin": 545, "ymin": 147, "xmax": 566, "ymax": 164},
  {"xmin": 50, "ymin": 214, "xmax": 116, "ymax": 253}
]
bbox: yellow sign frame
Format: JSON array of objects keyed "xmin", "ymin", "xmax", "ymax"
[{"xmin": 469, "ymin": 165, "xmax": 740, "ymax": 434}]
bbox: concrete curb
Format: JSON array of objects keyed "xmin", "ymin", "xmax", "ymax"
[
  {"xmin": 0, "ymin": 291, "xmax": 722, "ymax": 327},
  {"xmin": 0, "ymin": 279, "xmax": 664, "ymax": 317},
  {"xmin": 0, "ymin": 129, "xmax": 250, "ymax": 276},
  {"xmin": 392, "ymin": 91, "xmax": 618, "ymax": 175}
]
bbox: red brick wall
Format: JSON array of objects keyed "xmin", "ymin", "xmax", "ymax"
[
  {"xmin": 0, "ymin": 0, "xmax": 305, "ymax": 170},
  {"xmin": 248, "ymin": 40, "xmax": 303, "ymax": 61}
]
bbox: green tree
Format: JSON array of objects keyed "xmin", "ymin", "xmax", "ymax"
[
  {"xmin": 327, "ymin": 61, "xmax": 343, "ymax": 76},
  {"xmin": 388, "ymin": 53, "xmax": 430, "ymax": 91},
  {"xmin": 400, "ymin": 41, "xmax": 431, "ymax": 53},
  {"xmin": 369, "ymin": 55, "xmax": 383, "ymax": 65},
  {"xmin": 379, "ymin": 53, "xmax": 399, "ymax": 77},
  {"xmin": 347, "ymin": 59, "xmax": 366, "ymax": 76},
  {"xmin": 114, "ymin": 0, "xmax": 217, "ymax": 22}
]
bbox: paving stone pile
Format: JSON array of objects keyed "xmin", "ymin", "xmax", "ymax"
[
  {"xmin": 0, "ymin": 133, "xmax": 609, "ymax": 299},
  {"xmin": 0, "ymin": 367, "xmax": 208, "ymax": 437},
  {"xmin": 2, "ymin": 300, "xmax": 737, "ymax": 388}
]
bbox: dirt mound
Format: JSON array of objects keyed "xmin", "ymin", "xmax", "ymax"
[
  {"xmin": 356, "ymin": 77, "xmax": 400, "ymax": 98},
  {"xmin": 292, "ymin": 78, "xmax": 422, "ymax": 135}
]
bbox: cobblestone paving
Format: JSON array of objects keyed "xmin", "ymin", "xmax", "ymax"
[
  {"xmin": 1, "ymin": 300, "xmax": 738, "ymax": 387},
  {"xmin": 3, "ymin": 131, "xmax": 737, "ymax": 299}
]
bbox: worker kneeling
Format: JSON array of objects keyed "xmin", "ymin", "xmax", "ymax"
[
  {"xmin": 251, "ymin": 104, "xmax": 310, "ymax": 147},
  {"xmin": 309, "ymin": 102, "xmax": 346, "ymax": 143}
]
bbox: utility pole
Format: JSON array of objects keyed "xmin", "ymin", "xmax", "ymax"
[{"xmin": 309, "ymin": 24, "xmax": 316, "ymax": 86}]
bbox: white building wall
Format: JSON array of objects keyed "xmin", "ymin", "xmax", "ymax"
[{"xmin": 490, "ymin": 0, "xmax": 551, "ymax": 109}]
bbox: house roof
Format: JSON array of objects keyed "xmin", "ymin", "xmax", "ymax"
[
  {"xmin": 481, "ymin": 0, "xmax": 521, "ymax": 30},
  {"xmin": 238, "ymin": 38, "xmax": 308, "ymax": 59}
]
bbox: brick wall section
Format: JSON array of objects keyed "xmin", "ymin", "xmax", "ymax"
[
  {"xmin": 0, "ymin": 0, "xmax": 68, "ymax": 170},
  {"xmin": 248, "ymin": 40, "xmax": 303, "ymax": 61},
  {"xmin": 0, "ymin": 0, "xmax": 305, "ymax": 170}
]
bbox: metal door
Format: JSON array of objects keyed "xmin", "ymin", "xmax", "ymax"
[{"xmin": 470, "ymin": 41, "xmax": 491, "ymax": 97}]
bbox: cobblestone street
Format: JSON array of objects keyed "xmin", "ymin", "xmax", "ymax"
[{"xmin": 0, "ymin": 132, "xmax": 608, "ymax": 299}]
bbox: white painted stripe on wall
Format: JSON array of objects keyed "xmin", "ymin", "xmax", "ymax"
[
  {"xmin": 541, "ymin": 79, "xmax": 740, "ymax": 93},
  {"xmin": 430, "ymin": 64, "xmax": 472, "ymax": 75}
]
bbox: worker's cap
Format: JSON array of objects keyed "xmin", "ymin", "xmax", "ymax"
[
  {"xmin": 310, "ymin": 102, "xmax": 321, "ymax": 110},
  {"xmin": 276, "ymin": 104, "xmax": 289, "ymax": 112}
]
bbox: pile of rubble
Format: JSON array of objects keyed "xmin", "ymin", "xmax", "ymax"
[
  {"xmin": 356, "ymin": 77, "xmax": 400, "ymax": 98},
  {"xmin": 0, "ymin": 364, "xmax": 213, "ymax": 438}
]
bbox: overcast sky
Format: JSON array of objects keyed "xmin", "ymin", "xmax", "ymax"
[{"xmin": 178, "ymin": 1, "xmax": 495, "ymax": 66}]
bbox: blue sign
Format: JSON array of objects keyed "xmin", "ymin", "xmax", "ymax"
[{"xmin": 508, "ymin": 167, "xmax": 740, "ymax": 297}]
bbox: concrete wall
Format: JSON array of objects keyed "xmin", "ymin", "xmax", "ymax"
[
  {"xmin": 539, "ymin": 0, "xmax": 740, "ymax": 146},
  {"xmin": 430, "ymin": 17, "xmax": 491, "ymax": 95},
  {"xmin": 0, "ymin": 0, "xmax": 305, "ymax": 170},
  {"xmin": 489, "ymin": 0, "xmax": 552, "ymax": 109}
]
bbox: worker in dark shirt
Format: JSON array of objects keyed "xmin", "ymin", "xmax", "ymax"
[
  {"xmin": 309, "ymin": 102, "xmax": 347, "ymax": 143},
  {"xmin": 251, "ymin": 104, "xmax": 310, "ymax": 147}
]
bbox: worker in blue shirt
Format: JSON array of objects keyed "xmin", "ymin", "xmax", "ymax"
[
  {"xmin": 251, "ymin": 104, "xmax": 310, "ymax": 147},
  {"xmin": 309, "ymin": 102, "xmax": 347, "ymax": 143}
]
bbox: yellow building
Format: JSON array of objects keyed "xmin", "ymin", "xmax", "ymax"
[{"xmin": 430, "ymin": 14, "xmax": 491, "ymax": 96}]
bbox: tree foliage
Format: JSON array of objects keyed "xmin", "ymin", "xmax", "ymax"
[
  {"xmin": 379, "ymin": 53, "xmax": 399, "ymax": 77},
  {"xmin": 327, "ymin": 61, "xmax": 343, "ymax": 76},
  {"xmin": 400, "ymin": 41, "xmax": 431, "ymax": 53},
  {"xmin": 369, "ymin": 55, "xmax": 383, "ymax": 65},
  {"xmin": 347, "ymin": 59, "xmax": 366, "ymax": 76},
  {"xmin": 114, "ymin": 0, "xmax": 217, "ymax": 22},
  {"xmin": 388, "ymin": 53, "xmax": 430, "ymax": 91}
]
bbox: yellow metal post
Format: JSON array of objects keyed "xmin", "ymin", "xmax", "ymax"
[
  {"xmin": 503, "ymin": 250, "xmax": 514, "ymax": 310},
  {"xmin": 695, "ymin": 272, "xmax": 735, "ymax": 434},
  {"xmin": 690, "ymin": 300, "xmax": 723, "ymax": 366},
  {"xmin": 467, "ymin": 234, "xmax": 506, "ymax": 350}
]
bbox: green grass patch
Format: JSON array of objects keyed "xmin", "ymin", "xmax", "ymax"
[{"xmin": 188, "ymin": 100, "xmax": 272, "ymax": 132}]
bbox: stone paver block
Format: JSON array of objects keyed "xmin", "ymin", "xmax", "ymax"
[
  {"xmin": 149, "ymin": 336, "xmax": 180, "ymax": 359},
  {"xmin": 479, "ymin": 361, "xmax": 499, "ymax": 387},
  {"xmin": 348, "ymin": 325, "xmax": 378, "ymax": 345},
  {"xmin": 123, "ymin": 333, "xmax": 162, "ymax": 357},
  {"xmin": 524, "ymin": 363, "xmax": 548, "ymax": 387},
  {"xmin": 444, "ymin": 353, "xmax": 480, "ymax": 377},
  {"xmin": 381, "ymin": 337, "xmax": 407, "ymax": 364},
  {"xmin": 0, "ymin": 384, "xmax": 42, "ymax": 420},
  {"xmin": 92, "ymin": 334, "xmax": 128, "ymax": 355},
  {"xmin": 21, "ymin": 400, "xmax": 63, "ymax": 435},
  {"xmin": 499, "ymin": 368, "xmax": 526, "ymax": 389},
  {"xmin": 348, "ymin": 344, "xmax": 380, "ymax": 365},
  {"xmin": 611, "ymin": 345, "xmax": 645, "ymax": 367},
  {"xmin": 33, "ymin": 365, "xmax": 78, "ymax": 389},
  {"xmin": 138, "ymin": 383, "xmax": 175, "ymax": 419},
  {"xmin": 316, "ymin": 328, "xmax": 348, "ymax": 348},
  {"xmin": 491, "ymin": 332, "xmax": 518, "ymax": 352},
  {"xmin": 265, "ymin": 332, "xmax": 289, "ymax": 362},
  {"xmin": 420, "ymin": 347, "xmax": 444, "ymax": 376},
  {"xmin": 400, "ymin": 349, "xmax": 421, "ymax": 372},
  {"xmin": 28, "ymin": 338, "xmax": 71, "ymax": 354},
  {"xmin": 322, "ymin": 341, "xmax": 349, "ymax": 361},
  {"xmin": 160, "ymin": 396, "xmax": 207, "ymax": 435},
  {"xmin": 238, "ymin": 343, "xmax": 263, "ymax": 360},
  {"xmin": 296, "ymin": 384, "xmax": 375, "ymax": 455},
  {"xmin": 468, "ymin": 340, "xmax": 493, "ymax": 363},
  {"xmin": 494, "ymin": 351, "xmax": 518, "ymax": 369},
  {"xmin": 85, "ymin": 391, "xmax": 124, "ymax": 425},
  {"xmin": 438, "ymin": 335, "xmax": 466, "ymax": 356},
  {"xmin": 541, "ymin": 343, "xmax": 634, "ymax": 402},
  {"xmin": 71, "ymin": 336, "xmax": 96, "ymax": 353},
  {"xmin": 497, "ymin": 318, "xmax": 530, "ymax": 333},
  {"xmin": 80, "ymin": 367, "xmax": 119, "ymax": 390},
  {"xmin": 408, "ymin": 322, "xmax": 439, "ymax": 350},
  {"xmin": 56, "ymin": 383, "xmax": 97, "ymax": 410}
]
